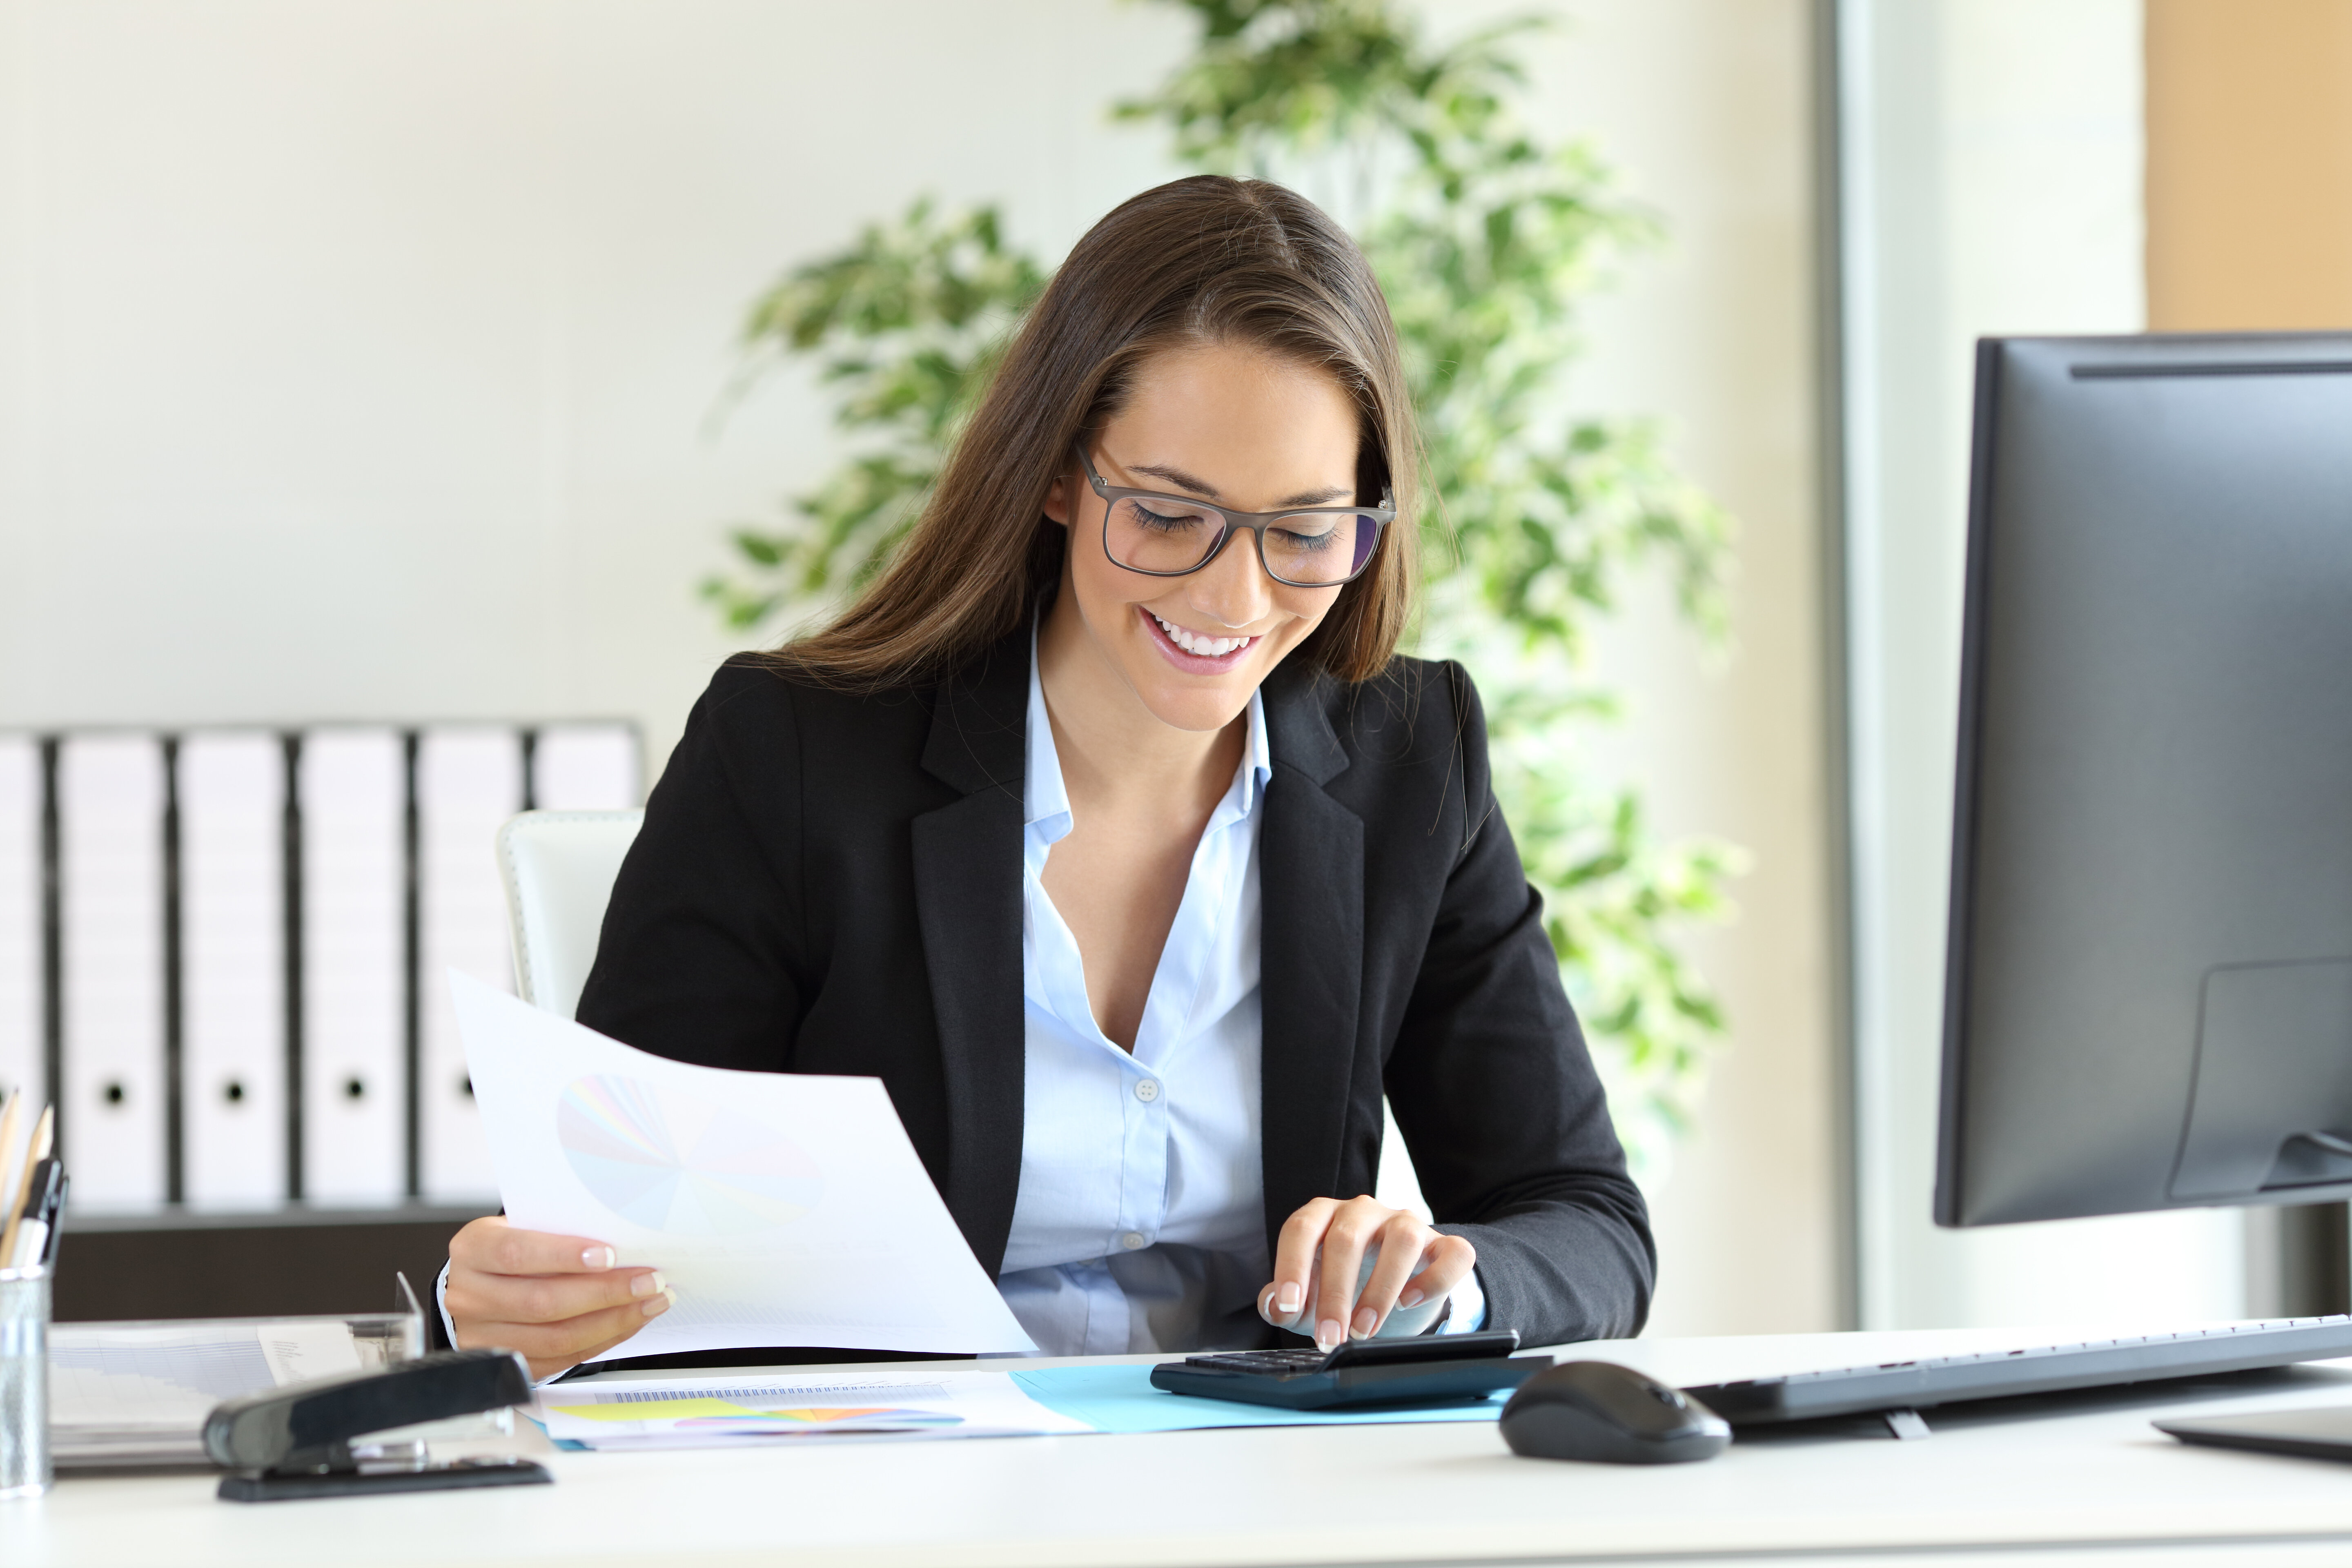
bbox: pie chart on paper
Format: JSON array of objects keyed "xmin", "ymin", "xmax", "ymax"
[{"xmin": 556, "ymin": 1074, "xmax": 825, "ymax": 1234}]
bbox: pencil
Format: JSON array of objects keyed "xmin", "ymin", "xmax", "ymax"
[
  {"xmin": 0, "ymin": 1102, "xmax": 46, "ymax": 1270},
  {"xmin": 0, "ymin": 1092, "xmax": 20, "ymax": 1226}
]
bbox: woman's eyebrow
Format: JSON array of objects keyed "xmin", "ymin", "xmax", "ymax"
[
  {"xmin": 1273, "ymin": 485, "xmax": 1354, "ymax": 508},
  {"xmin": 1125, "ymin": 462, "xmax": 1352, "ymax": 509},
  {"xmin": 1126, "ymin": 461, "xmax": 1225, "ymax": 498}
]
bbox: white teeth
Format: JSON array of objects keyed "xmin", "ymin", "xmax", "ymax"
[{"xmin": 1152, "ymin": 613, "xmax": 1255, "ymax": 658}]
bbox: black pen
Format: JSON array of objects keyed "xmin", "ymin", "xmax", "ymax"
[
  {"xmin": 7, "ymin": 1158, "xmax": 62, "ymax": 1270},
  {"xmin": 36, "ymin": 1169, "xmax": 66, "ymax": 1267}
]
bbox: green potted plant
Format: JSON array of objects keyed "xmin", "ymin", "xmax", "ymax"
[{"xmin": 704, "ymin": 0, "xmax": 1738, "ymax": 1173}]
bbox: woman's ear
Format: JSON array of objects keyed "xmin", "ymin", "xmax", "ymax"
[{"xmin": 1042, "ymin": 466, "xmax": 1074, "ymax": 529}]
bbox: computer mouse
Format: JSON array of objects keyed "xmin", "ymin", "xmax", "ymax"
[{"xmin": 1499, "ymin": 1359, "xmax": 1731, "ymax": 1464}]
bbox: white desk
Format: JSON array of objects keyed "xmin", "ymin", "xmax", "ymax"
[{"xmin": 11, "ymin": 1328, "xmax": 2352, "ymax": 1567}]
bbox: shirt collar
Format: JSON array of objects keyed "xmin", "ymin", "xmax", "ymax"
[
  {"xmin": 1025, "ymin": 619, "xmax": 1273, "ymax": 837},
  {"xmin": 1025, "ymin": 627, "xmax": 1073, "ymax": 839},
  {"xmin": 1233, "ymin": 684, "xmax": 1273, "ymax": 815}
]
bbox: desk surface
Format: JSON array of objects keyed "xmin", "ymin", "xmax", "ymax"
[{"xmin": 12, "ymin": 1327, "xmax": 2352, "ymax": 1568}]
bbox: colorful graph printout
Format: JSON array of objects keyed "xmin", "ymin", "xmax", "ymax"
[
  {"xmin": 547, "ymin": 1395, "xmax": 960, "ymax": 1436},
  {"xmin": 556, "ymin": 1073, "xmax": 824, "ymax": 1234},
  {"xmin": 535, "ymin": 1373, "xmax": 1092, "ymax": 1449}
]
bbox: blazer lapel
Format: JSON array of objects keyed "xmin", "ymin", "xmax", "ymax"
[
  {"xmin": 911, "ymin": 631, "xmax": 1029, "ymax": 1277},
  {"xmin": 1257, "ymin": 667, "xmax": 1365, "ymax": 1263}
]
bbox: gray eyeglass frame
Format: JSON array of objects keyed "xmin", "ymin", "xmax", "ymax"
[{"xmin": 1076, "ymin": 444, "xmax": 1395, "ymax": 587}]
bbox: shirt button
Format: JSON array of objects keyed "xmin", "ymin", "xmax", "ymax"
[
  {"xmin": 1120, "ymin": 1232, "xmax": 1147, "ymax": 1251},
  {"xmin": 1134, "ymin": 1079, "xmax": 1161, "ymax": 1103}
]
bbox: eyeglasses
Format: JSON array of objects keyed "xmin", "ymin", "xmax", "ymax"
[{"xmin": 1077, "ymin": 444, "xmax": 1394, "ymax": 588}]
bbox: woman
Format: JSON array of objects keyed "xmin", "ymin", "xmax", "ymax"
[{"xmin": 446, "ymin": 175, "xmax": 1653, "ymax": 1379}]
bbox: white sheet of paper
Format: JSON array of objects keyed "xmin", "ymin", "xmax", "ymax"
[
  {"xmin": 49, "ymin": 1321, "xmax": 363, "ymax": 1434},
  {"xmin": 451, "ymin": 971, "xmax": 1037, "ymax": 1357},
  {"xmin": 262, "ymin": 1321, "xmax": 367, "ymax": 1386}
]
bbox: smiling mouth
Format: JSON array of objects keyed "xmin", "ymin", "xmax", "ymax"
[{"xmin": 1149, "ymin": 611, "xmax": 1259, "ymax": 660}]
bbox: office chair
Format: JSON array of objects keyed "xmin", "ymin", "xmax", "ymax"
[{"xmin": 495, "ymin": 808, "xmax": 644, "ymax": 1020}]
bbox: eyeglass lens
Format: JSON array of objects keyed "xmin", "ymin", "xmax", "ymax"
[{"xmin": 1105, "ymin": 496, "xmax": 1379, "ymax": 585}]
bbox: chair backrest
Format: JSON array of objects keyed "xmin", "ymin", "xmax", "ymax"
[{"xmin": 497, "ymin": 808, "xmax": 644, "ymax": 1019}]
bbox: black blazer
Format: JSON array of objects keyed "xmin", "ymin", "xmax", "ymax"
[{"xmin": 577, "ymin": 630, "xmax": 1654, "ymax": 1349}]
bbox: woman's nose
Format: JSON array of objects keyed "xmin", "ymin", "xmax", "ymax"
[{"xmin": 1190, "ymin": 530, "xmax": 1276, "ymax": 627}]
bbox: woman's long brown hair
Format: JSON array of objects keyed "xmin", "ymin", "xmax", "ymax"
[{"xmin": 764, "ymin": 175, "xmax": 1421, "ymax": 688}]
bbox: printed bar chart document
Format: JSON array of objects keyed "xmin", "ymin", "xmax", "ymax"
[
  {"xmin": 537, "ymin": 1369, "xmax": 1087, "ymax": 1450},
  {"xmin": 452, "ymin": 972, "xmax": 1037, "ymax": 1357},
  {"xmin": 180, "ymin": 732, "xmax": 286, "ymax": 1205}
]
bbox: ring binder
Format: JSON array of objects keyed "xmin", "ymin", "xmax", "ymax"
[
  {"xmin": 0, "ymin": 737, "xmax": 39, "ymax": 1109},
  {"xmin": 5, "ymin": 721, "xmax": 637, "ymax": 1221},
  {"xmin": 417, "ymin": 728, "xmax": 523, "ymax": 1203},
  {"xmin": 59, "ymin": 735, "xmax": 167, "ymax": 1205},
  {"xmin": 298, "ymin": 731, "xmax": 406, "ymax": 1204},
  {"xmin": 180, "ymin": 733, "xmax": 287, "ymax": 1207}
]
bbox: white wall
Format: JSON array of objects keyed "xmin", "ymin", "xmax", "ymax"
[
  {"xmin": 1841, "ymin": 0, "xmax": 2250, "ymax": 1330},
  {"xmin": 0, "ymin": 1, "xmax": 1837, "ymax": 1332},
  {"xmin": 0, "ymin": 0, "xmax": 1189, "ymax": 755},
  {"xmin": 1508, "ymin": 1, "xmax": 1837, "ymax": 1337}
]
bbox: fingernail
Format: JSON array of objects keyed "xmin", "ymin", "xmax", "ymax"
[
  {"xmin": 630, "ymin": 1270, "xmax": 668, "ymax": 1298},
  {"xmin": 1351, "ymin": 1307, "xmax": 1376, "ymax": 1339},
  {"xmin": 643, "ymin": 1287, "xmax": 676, "ymax": 1318},
  {"xmin": 1399, "ymin": 1287, "xmax": 1425, "ymax": 1308},
  {"xmin": 582, "ymin": 1245, "xmax": 616, "ymax": 1270},
  {"xmin": 1276, "ymin": 1283, "xmax": 1302, "ymax": 1313},
  {"xmin": 1316, "ymin": 1318, "xmax": 1342, "ymax": 1350}
]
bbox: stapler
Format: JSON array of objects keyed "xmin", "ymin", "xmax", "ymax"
[{"xmin": 205, "ymin": 1348, "xmax": 551, "ymax": 1502}]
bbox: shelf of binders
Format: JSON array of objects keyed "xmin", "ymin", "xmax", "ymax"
[{"xmin": 0, "ymin": 722, "xmax": 639, "ymax": 1222}]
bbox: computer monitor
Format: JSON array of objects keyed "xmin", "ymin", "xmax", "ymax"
[{"xmin": 1937, "ymin": 331, "xmax": 2352, "ymax": 1228}]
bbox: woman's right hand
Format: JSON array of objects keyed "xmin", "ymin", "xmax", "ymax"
[{"xmin": 445, "ymin": 1216, "xmax": 675, "ymax": 1380}]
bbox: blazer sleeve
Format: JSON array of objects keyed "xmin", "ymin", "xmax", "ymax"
[
  {"xmin": 1381, "ymin": 665, "xmax": 1657, "ymax": 1345},
  {"xmin": 575, "ymin": 660, "xmax": 807, "ymax": 1069}
]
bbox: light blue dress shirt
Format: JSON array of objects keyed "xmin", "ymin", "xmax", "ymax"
[
  {"xmin": 996, "ymin": 631, "xmax": 1483, "ymax": 1356},
  {"xmin": 995, "ymin": 644, "xmax": 1276, "ymax": 1356}
]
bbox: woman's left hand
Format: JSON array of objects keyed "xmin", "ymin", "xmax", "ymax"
[{"xmin": 1258, "ymin": 1195, "xmax": 1477, "ymax": 1350}]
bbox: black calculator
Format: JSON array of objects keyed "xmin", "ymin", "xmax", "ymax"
[{"xmin": 1148, "ymin": 1330, "xmax": 1548, "ymax": 1410}]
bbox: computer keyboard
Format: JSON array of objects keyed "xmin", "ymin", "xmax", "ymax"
[{"xmin": 1683, "ymin": 1316, "xmax": 2352, "ymax": 1426}]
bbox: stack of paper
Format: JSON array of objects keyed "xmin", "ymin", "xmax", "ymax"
[
  {"xmin": 48, "ymin": 1320, "xmax": 365, "ymax": 1468},
  {"xmin": 537, "ymin": 1370, "xmax": 1089, "ymax": 1451},
  {"xmin": 535, "ymin": 1363, "xmax": 1517, "ymax": 1452}
]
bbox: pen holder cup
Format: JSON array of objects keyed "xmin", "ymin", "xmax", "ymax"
[{"xmin": 0, "ymin": 1263, "xmax": 49, "ymax": 1500}]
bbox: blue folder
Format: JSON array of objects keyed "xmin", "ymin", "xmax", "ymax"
[{"xmin": 1010, "ymin": 1363, "xmax": 1509, "ymax": 1434}]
